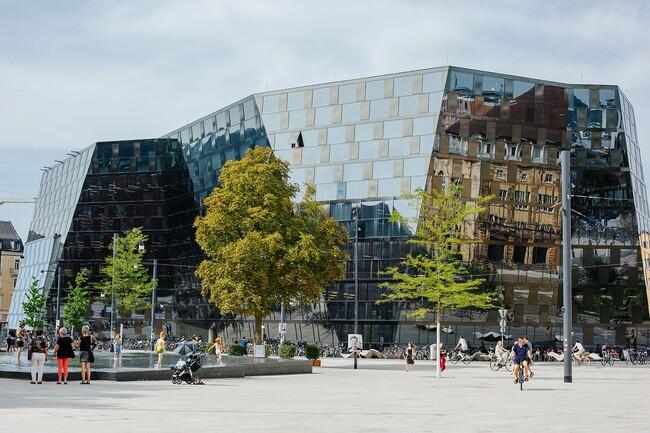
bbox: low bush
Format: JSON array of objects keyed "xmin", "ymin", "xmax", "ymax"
[
  {"xmin": 228, "ymin": 343, "xmax": 245, "ymax": 356},
  {"xmin": 279, "ymin": 343, "xmax": 296, "ymax": 359},
  {"xmin": 305, "ymin": 343, "xmax": 320, "ymax": 360}
]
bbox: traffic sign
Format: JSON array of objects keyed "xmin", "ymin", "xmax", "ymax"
[
  {"xmin": 498, "ymin": 308, "xmax": 508, "ymax": 319},
  {"xmin": 499, "ymin": 318, "xmax": 507, "ymax": 332},
  {"xmin": 279, "ymin": 322, "xmax": 287, "ymax": 335}
]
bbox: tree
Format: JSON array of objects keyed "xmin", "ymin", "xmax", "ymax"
[
  {"xmin": 195, "ymin": 147, "xmax": 348, "ymax": 344},
  {"xmin": 22, "ymin": 277, "xmax": 46, "ymax": 330},
  {"xmin": 100, "ymin": 227, "xmax": 155, "ymax": 317},
  {"xmin": 379, "ymin": 184, "xmax": 495, "ymax": 377},
  {"xmin": 63, "ymin": 268, "xmax": 90, "ymax": 336}
]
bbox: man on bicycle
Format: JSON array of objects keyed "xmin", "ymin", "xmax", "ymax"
[
  {"xmin": 511, "ymin": 336, "xmax": 531, "ymax": 384},
  {"xmin": 572, "ymin": 340, "xmax": 587, "ymax": 363},
  {"xmin": 455, "ymin": 336, "xmax": 469, "ymax": 359}
]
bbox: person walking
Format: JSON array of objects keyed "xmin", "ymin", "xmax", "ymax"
[
  {"xmin": 54, "ymin": 327, "xmax": 75, "ymax": 384},
  {"xmin": 29, "ymin": 329, "xmax": 48, "ymax": 384},
  {"xmin": 154, "ymin": 331, "xmax": 167, "ymax": 368},
  {"xmin": 405, "ymin": 341, "xmax": 415, "ymax": 372},
  {"xmin": 209, "ymin": 336, "xmax": 224, "ymax": 365},
  {"xmin": 77, "ymin": 325, "xmax": 96, "ymax": 384},
  {"xmin": 439, "ymin": 342, "xmax": 447, "ymax": 373},
  {"xmin": 15, "ymin": 322, "xmax": 27, "ymax": 364}
]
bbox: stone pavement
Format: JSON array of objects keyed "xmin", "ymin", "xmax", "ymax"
[{"xmin": 0, "ymin": 358, "xmax": 648, "ymax": 433}]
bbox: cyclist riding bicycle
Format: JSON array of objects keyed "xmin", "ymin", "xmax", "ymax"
[
  {"xmin": 455, "ymin": 336, "xmax": 469, "ymax": 359},
  {"xmin": 511, "ymin": 336, "xmax": 531, "ymax": 384},
  {"xmin": 523, "ymin": 336, "xmax": 534, "ymax": 377},
  {"xmin": 572, "ymin": 340, "xmax": 587, "ymax": 363}
]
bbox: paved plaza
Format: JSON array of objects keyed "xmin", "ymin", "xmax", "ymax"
[{"xmin": 1, "ymin": 358, "xmax": 648, "ymax": 433}]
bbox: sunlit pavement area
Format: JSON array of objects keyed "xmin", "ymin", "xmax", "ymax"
[{"xmin": 1, "ymin": 358, "xmax": 648, "ymax": 433}]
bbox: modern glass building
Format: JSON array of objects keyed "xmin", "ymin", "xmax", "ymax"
[{"xmin": 9, "ymin": 66, "xmax": 650, "ymax": 348}]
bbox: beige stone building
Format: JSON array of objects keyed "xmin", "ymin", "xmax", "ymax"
[{"xmin": 0, "ymin": 221, "xmax": 23, "ymax": 324}]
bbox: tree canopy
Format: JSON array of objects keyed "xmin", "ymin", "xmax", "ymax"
[
  {"xmin": 63, "ymin": 268, "xmax": 90, "ymax": 334},
  {"xmin": 380, "ymin": 184, "xmax": 495, "ymax": 318},
  {"xmin": 100, "ymin": 227, "xmax": 155, "ymax": 314},
  {"xmin": 22, "ymin": 277, "xmax": 46, "ymax": 329},
  {"xmin": 195, "ymin": 147, "xmax": 348, "ymax": 344}
]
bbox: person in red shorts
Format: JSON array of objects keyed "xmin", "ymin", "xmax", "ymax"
[{"xmin": 54, "ymin": 327, "xmax": 75, "ymax": 384}]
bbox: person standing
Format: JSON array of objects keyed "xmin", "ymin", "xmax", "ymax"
[
  {"xmin": 405, "ymin": 341, "xmax": 415, "ymax": 372},
  {"xmin": 239, "ymin": 336, "xmax": 248, "ymax": 355},
  {"xmin": 154, "ymin": 331, "xmax": 166, "ymax": 368},
  {"xmin": 77, "ymin": 325, "xmax": 96, "ymax": 384},
  {"xmin": 113, "ymin": 333, "xmax": 122, "ymax": 360},
  {"xmin": 15, "ymin": 322, "xmax": 27, "ymax": 364},
  {"xmin": 210, "ymin": 336, "xmax": 224, "ymax": 365},
  {"xmin": 54, "ymin": 327, "xmax": 75, "ymax": 384},
  {"xmin": 29, "ymin": 329, "xmax": 48, "ymax": 384}
]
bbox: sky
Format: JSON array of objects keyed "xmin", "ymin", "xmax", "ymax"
[{"xmin": 1, "ymin": 0, "xmax": 649, "ymax": 242}]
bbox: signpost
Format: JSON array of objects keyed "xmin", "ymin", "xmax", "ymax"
[
  {"xmin": 348, "ymin": 334, "xmax": 362, "ymax": 370},
  {"xmin": 498, "ymin": 308, "xmax": 508, "ymax": 343}
]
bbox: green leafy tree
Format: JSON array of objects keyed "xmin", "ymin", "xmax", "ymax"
[
  {"xmin": 195, "ymin": 147, "xmax": 348, "ymax": 344},
  {"xmin": 379, "ymin": 184, "xmax": 495, "ymax": 377},
  {"xmin": 100, "ymin": 227, "xmax": 155, "ymax": 316},
  {"xmin": 22, "ymin": 277, "xmax": 46, "ymax": 329},
  {"xmin": 63, "ymin": 268, "xmax": 90, "ymax": 336}
]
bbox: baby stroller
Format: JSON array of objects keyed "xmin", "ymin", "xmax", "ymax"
[{"xmin": 171, "ymin": 349, "xmax": 205, "ymax": 384}]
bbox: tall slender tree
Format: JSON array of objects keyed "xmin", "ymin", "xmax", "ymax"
[
  {"xmin": 195, "ymin": 147, "xmax": 348, "ymax": 344},
  {"xmin": 63, "ymin": 268, "xmax": 90, "ymax": 336},
  {"xmin": 22, "ymin": 277, "xmax": 46, "ymax": 330},
  {"xmin": 379, "ymin": 184, "xmax": 495, "ymax": 377},
  {"xmin": 100, "ymin": 227, "xmax": 155, "ymax": 317}
]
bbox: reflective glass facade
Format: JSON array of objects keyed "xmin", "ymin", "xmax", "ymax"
[{"xmin": 10, "ymin": 67, "xmax": 649, "ymax": 348}]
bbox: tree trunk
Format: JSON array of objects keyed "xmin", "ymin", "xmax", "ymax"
[
  {"xmin": 436, "ymin": 304, "xmax": 441, "ymax": 379},
  {"xmin": 254, "ymin": 315, "xmax": 263, "ymax": 345}
]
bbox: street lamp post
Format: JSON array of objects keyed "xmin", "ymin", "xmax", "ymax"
[
  {"xmin": 560, "ymin": 150, "xmax": 573, "ymax": 383},
  {"xmin": 150, "ymin": 258, "xmax": 158, "ymax": 350},
  {"xmin": 110, "ymin": 233, "xmax": 118, "ymax": 341},
  {"xmin": 352, "ymin": 206, "xmax": 360, "ymax": 370}
]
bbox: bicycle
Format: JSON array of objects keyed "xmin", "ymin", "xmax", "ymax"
[
  {"xmin": 600, "ymin": 351, "xmax": 614, "ymax": 367},
  {"xmin": 448, "ymin": 350, "xmax": 471, "ymax": 365},
  {"xmin": 489, "ymin": 352, "xmax": 512, "ymax": 372},
  {"xmin": 572, "ymin": 352, "xmax": 591, "ymax": 366}
]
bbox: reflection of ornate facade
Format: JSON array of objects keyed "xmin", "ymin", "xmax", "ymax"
[
  {"xmin": 8, "ymin": 67, "xmax": 649, "ymax": 347},
  {"xmin": 0, "ymin": 221, "xmax": 23, "ymax": 323}
]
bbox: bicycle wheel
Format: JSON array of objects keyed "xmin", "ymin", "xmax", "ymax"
[
  {"xmin": 608, "ymin": 356, "xmax": 614, "ymax": 366},
  {"xmin": 462, "ymin": 356, "xmax": 472, "ymax": 365},
  {"xmin": 505, "ymin": 359, "xmax": 512, "ymax": 372},
  {"xmin": 600, "ymin": 357, "xmax": 607, "ymax": 367},
  {"xmin": 450, "ymin": 354, "xmax": 461, "ymax": 365},
  {"xmin": 519, "ymin": 367, "xmax": 524, "ymax": 391},
  {"xmin": 489, "ymin": 360, "xmax": 500, "ymax": 371}
]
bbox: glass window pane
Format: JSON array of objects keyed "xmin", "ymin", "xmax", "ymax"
[
  {"xmin": 366, "ymin": 80, "xmax": 385, "ymax": 100},
  {"xmin": 599, "ymin": 89, "xmax": 616, "ymax": 108},
  {"xmin": 359, "ymin": 140, "xmax": 380, "ymax": 160},
  {"xmin": 378, "ymin": 178, "xmax": 402, "ymax": 197},
  {"xmin": 327, "ymin": 126, "xmax": 346, "ymax": 144},
  {"xmin": 301, "ymin": 147, "xmax": 320, "ymax": 164},
  {"xmin": 274, "ymin": 132, "xmax": 292, "ymax": 150},
  {"xmin": 301, "ymin": 129, "xmax": 319, "ymax": 147},
  {"xmin": 289, "ymin": 109, "xmax": 307, "ymax": 129},
  {"xmin": 482, "ymin": 76, "xmax": 504, "ymax": 103},
  {"xmin": 450, "ymin": 71, "xmax": 473, "ymax": 94},
  {"xmin": 403, "ymin": 158, "xmax": 426, "ymax": 176},
  {"xmin": 316, "ymin": 183, "xmax": 337, "ymax": 201},
  {"xmin": 373, "ymin": 160, "xmax": 394, "ymax": 179},
  {"xmin": 343, "ymin": 162, "xmax": 365, "ymax": 181},
  {"xmin": 330, "ymin": 143, "xmax": 350, "ymax": 161},
  {"xmin": 513, "ymin": 81, "xmax": 534, "ymax": 99},
  {"xmin": 399, "ymin": 95, "xmax": 419, "ymax": 116},
  {"xmin": 411, "ymin": 175, "xmax": 426, "ymax": 192},
  {"xmin": 383, "ymin": 120, "xmax": 403, "ymax": 139},
  {"xmin": 315, "ymin": 165, "xmax": 336, "ymax": 184},
  {"xmin": 263, "ymin": 95, "xmax": 280, "ymax": 113},
  {"xmin": 394, "ymin": 76, "xmax": 413, "ymax": 97},
  {"xmin": 573, "ymin": 88, "xmax": 589, "ymax": 108},
  {"xmin": 422, "ymin": 71, "xmax": 445, "ymax": 93},
  {"xmin": 413, "ymin": 116, "xmax": 434, "ymax": 135},
  {"xmin": 389, "ymin": 137, "xmax": 410, "ymax": 156},
  {"xmin": 229, "ymin": 106, "xmax": 241, "ymax": 125},
  {"xmin": 339, "ymin": 84, "xmax": 358, "ymax": 104},
  {"xmin": 315, "ymin": 107, "xmax": 333, "ymax": 126},
  {"xmin": 342, "ymin": 102, "xmax": 362, "ymax": 123},
  {"xmin": 263, "ymin": 112, "xmax": 283, "ymax": 130},
  {"xmin": 355, "ymin": 123, "xmax": 374, "ymax": 142},
  {"xmin": 290, "ymin": 168, "xmax": 306, "ymax": 184},
  {"xmin": 243, "ymin": 99, "xmax": 256, "ymax": 119},
  {"xmin": 287, "ymin": 91, "xmax": 305, "ymax": 110},
  {"xmin": 370, "ymin": 99, "xmax": 390, "ymax": 120},
  {"xmin": 313, "ymin": 88, "xmax": 331, "ymax": 107},
  {"xmin": 347, "ymin": 181, "xmax": 368, "ymax": 199}
]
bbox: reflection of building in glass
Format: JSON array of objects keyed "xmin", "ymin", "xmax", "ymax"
[
  {"xmin": 0, "ymin": 221, "xmax": 23, "ymax": 324},
  {"xmin": 8, "ymin": 67, "xmax": 650, "ymax": 348}
]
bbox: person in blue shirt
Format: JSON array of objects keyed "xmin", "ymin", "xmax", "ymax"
[
  {"xmin": 239, "ymin": 336, "xmax": 249, "ymax": 355},
  {"xmin": 511, "ymin": 336, "xmax": 532, "ymax": 384}
]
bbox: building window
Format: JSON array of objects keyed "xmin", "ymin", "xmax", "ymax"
[
  {"xmin": 514, "ymin": 190, "xmax": 531, "ymax": 210},
  {"xmin": 479, "ymin": 141, "xmax": 493, "ymax": 158},
  {"xmin": 13, "ymin": 279, "xmax": 17, "ymax": 288},
  {"xmin": 513, "ymin": 245, "xmax": 527, "ymax": 264},
  {"xmin": 495, "ymin": 169, "xmax": 504, "ymax": 179},
  {"xmin": 544, "ymin": 173, "xmax": 553, "ymax": 183},
  {"xmin": 14, "ymin": 259, "xmax": 20, "ymax": 270},
  {"xmin": 532, "ymin": 247, "xmax": 548, "ymax": 264},
  {"xmin": 488, "ymin": 244, "xmax": 505, "ymax": 261},
  {"xmin": 520, "ymin": 172, "xmax": 528, "ymax": 182},
  {"xmin": 499, "ymin": 189, "xmax": 507, "ymax": 200}
]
